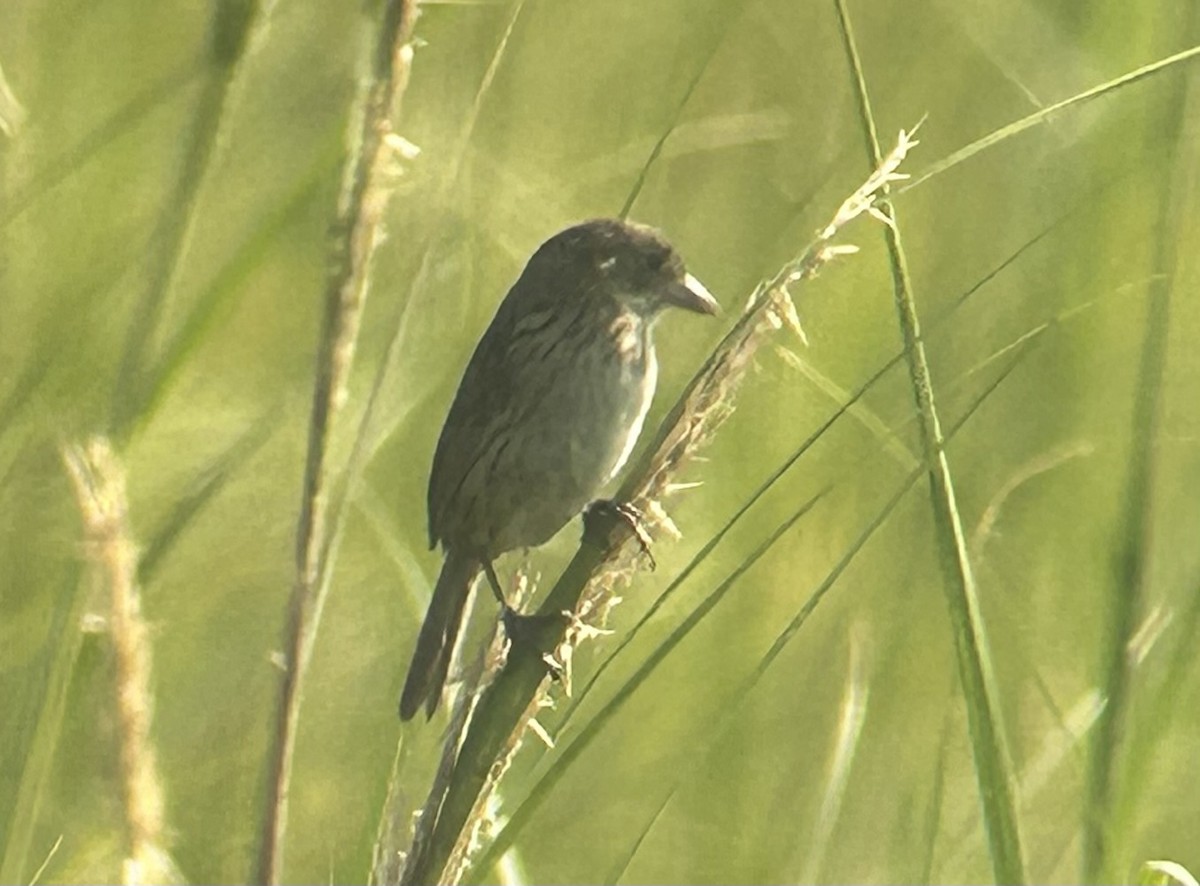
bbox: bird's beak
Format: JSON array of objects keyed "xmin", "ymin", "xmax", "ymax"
[{"xmin": 664, "ymin": 273, "xmax": 720, "ymax": 315}]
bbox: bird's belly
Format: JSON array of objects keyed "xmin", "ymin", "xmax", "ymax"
[{"xmin": 487, "ymin": 344, "xmax": 656, "ymax": 553}]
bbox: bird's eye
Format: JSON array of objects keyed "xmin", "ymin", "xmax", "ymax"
[
  {"xmin": 598, "ymin": 256, "xmax": 617, "ymax": 272},
  {"xmin": 647, "ymin": 247, "xmax": 671, "ymax": 273}
]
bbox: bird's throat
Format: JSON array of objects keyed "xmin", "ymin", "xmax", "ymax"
[{"xmin": 607, "ymin": 318, "xmax": 657, "ymax": 480}]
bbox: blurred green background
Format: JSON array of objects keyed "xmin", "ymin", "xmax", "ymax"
[{"xmin": 2, "ymin": 0, "xmax": 1199, "ymax": 882}]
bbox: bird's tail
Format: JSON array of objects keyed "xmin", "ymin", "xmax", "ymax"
[{"xmin": 399, "ymin": 548, "xmax": 480, "ymax": 721}]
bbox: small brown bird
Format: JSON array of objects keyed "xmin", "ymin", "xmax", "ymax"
[{"xmin": 400, "ymin": 218, "xmax": 717, "ymax": 721}]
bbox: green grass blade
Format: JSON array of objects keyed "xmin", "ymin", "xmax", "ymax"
[
  {"xmin": 131, "ymin": 156, "xmax": 334, "ymax": 435},
  {"xmin": 919, "ymin": 713, "xmax": 953, "ymax": 882},
  {"xmin": 619, "ymin": 6, "xmax": 742, "ymax": 220},
  {"xmin": 0, "ymin": 62, "xmax": 204, "ymax": 231},
  {"xmin": 904, "ymin": 44, "xmax": 1200, "ymax": 193},
  {"xmin": 111, "ymin": 0, "xmax": 275, "ymax": 437},
  {"xmin": 1081, "ymin": 27, "xmax": 1195, "ymax": 880},
  {"xmin": 602, "ymin": 792, "xmax": 672, "ymax": 886},
  {"xmin": 834, "ymin": 1, "xmax": 1025, "ymax": 880},
  {"xmin": 138, "ymin": 412, "xmax": 278, "ymax": 582}
]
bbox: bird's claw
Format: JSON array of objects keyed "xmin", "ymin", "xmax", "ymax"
[
  {"xmin": 615, "ymin": 502, "xmax": 656, "ymax": 570},
  {"xmin": 584, "ymin": 499, "xmax": 656, "ymax": 569}
]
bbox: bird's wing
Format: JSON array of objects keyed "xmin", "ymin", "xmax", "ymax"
[
  {"xmin": 426, "ymin": 258, "xmax": 589, "ymax": 550},
  {"xmin": 426, "ymin": 295, "xmax": 530, "ymax": 550}
]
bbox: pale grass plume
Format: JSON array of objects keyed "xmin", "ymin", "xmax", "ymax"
[
  {"xmin": 593, "ymin": 124, "xmax": 925, "ymax": 607},
  {"xmin": 260, "ymin": 1, "xmax": 422, "ymax": 882},
  {"xmin": 61, "ymin": 438, "xmax": 179, "ymax": 885}
]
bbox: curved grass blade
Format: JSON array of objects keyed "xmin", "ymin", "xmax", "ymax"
[
  {"xmin": 112, "ymin": 0, "xmax": 277, "ymax": 437},
  {"xmin": 903, "ymin": 44, "xmax": 1200, "ymax": 193},
  {"xmin": 0, "ymin": 61, "xmax": 204, "ymax": 231},
  {"xmin": 138, "ymin": 410, "xmax": 279, "ymax": 583},
  {"xmin": 795, "ymin": 629, "xmax": 870, "ymax": 883},
  {"xmin": 131, "ymin": 154, "xmax": 335, "ymax": 435}
]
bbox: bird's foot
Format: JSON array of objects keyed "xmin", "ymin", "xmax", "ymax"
[
  {"xmin": 501, "ymin": 606, "xmax": 569, "ymax": 680},
  {"xmin": 583, "ymin": 499, "xmax": 656, "ymax": 569}
]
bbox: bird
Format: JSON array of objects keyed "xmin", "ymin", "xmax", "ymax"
[{"xmin": 399, "ymin": 218, "xmax": 718, "ymax": 721}]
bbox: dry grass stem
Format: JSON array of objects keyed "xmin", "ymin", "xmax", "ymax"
[
  {"xmin": 61, "ymin": 439, "xmax": 172, "ymax": 885},
  {"xmin": 629, "ymin": 126, "xmax": 919, "ymax": 495},
  {"xmin": 259, "ymin": 2, "xmax": 421, "ymax": 882}
]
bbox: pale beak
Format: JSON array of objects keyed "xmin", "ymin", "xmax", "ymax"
[{"xmin": 664, "ymin": 272, "xmax": 720, "ymax": 315}]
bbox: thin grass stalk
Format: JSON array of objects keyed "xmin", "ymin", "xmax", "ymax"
[
  {"xmin": 832, "ymin": 0, "xmax": 1025, "ymax": 881},
  {"xmin": 302, "ymin": 11, "xmax": 530, "ymax": 742},
  {"xmin": 921, "ymin": 715, "xmax": 953, "ymax": 882},
  {"xmin": 400, "ymin": 131, "xmax": 919, "ymax": 886},
  {"xmin": 618, "ymin": 15, "xmax": 735, "ymax": 222},
  {"xmin": 256, "ymin": 3, "xmax": 420, "ymax": 883},
  {"xmin": 332, "ymin": 0, "xmax": 528, "ymax": 512},
  {"xmin": 357, "ymin": 8, "xmax": 534, "ymax": 881},
  {"xmin": 798, "ymin": 628, "xmax": 870, "ymax": 883},
  {"xmin": 603, "ymin": 793, "xmax": 673, "ymax": 885},
  {"xmin": 112, "ymin": 0, "xmax": 275, "ymax": 437},
  {"xmin": 1081, "ymin": 14, "xmax": 1198, "ymax": 878},
  {"xmin": 62, "ymin": 439, "xmax": 171, "ymax": 885}
]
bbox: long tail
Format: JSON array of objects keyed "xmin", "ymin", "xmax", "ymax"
[{"xmin": 399, "ymin": 548, "xmax": 480, "ymax": 721}]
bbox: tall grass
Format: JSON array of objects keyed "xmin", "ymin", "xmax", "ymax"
[{"xmin": 1, "ymin": 0, "xmax": 1198, "ymax": 883}]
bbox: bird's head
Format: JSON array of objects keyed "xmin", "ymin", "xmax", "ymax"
[{"xmin": 532, "ymin": 218, "xmax": 719, "ymax": 319}]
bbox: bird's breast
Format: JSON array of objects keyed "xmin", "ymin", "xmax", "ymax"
[{"xmin": 434, "ymin": 307, "xmax": 659, "ymax": 555}]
